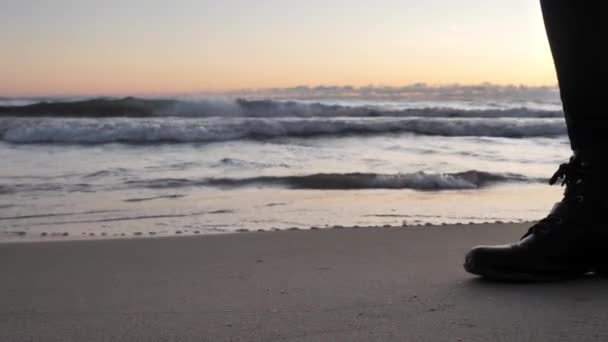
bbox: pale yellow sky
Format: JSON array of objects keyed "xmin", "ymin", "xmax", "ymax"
[{"xmin": 1, "ymin": 0, "xmax": 557, "ymax": 96}]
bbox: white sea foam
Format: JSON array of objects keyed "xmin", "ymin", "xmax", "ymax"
[{"xmin": 0, "ymin": 117, "xmax": 567, "ymax": 144}]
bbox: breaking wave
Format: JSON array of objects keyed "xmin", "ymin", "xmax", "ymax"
[
  {"xmin": 0, "ymin": 117, "xmax": 567, "ymax": 144},
  {"xmin": 0, "ymin": 170, "xmax": 539, "ymax": 194},
  {"xmin": 0, "ymin": 97, "xmax": 562, "ymax": 118},
  {"xmin": 125, "ymin": 171, "xmax": 536, "ymax": 191}
]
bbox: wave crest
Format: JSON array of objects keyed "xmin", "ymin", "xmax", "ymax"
[{"xmin": 0, "ymin": 97, "xmax": 562, "ymax": 118}]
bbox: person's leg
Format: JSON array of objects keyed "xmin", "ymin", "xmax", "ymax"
[
  {"xmin": 463, "ymin": 0, "xmax": 608, "ymax": 282},
  {"xmin": 541, "ymin": 0, "xmax": 608, "ymax": 151}
]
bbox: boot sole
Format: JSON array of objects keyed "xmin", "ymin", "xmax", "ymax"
[
  {"xmin": 592, "ymin": 266, "xmax": 608, "ymax": 277},
  {"xmin": 464, "ymin": 256, "xmax": 587, "ymax": 283}
]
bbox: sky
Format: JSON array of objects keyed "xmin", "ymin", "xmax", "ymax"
[{"xmin": 1, "ymin": 0, "xmax": 556, "ymax": 96}]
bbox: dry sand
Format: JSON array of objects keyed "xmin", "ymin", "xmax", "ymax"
[{"xmin": 2, "ymin": 223, "xmax": 608, "ymax": 342}]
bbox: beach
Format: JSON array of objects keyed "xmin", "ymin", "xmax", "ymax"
[
  {"xmin": 0, "ymin": 93, "xmax": 594, "ymax": 341},
  {"xmin": 1, "ymin": 0, "xmax": 590, "ymax": 340},
  {"xmin": 3, "ymin": 222, "xmax": 607, "ymax": 342}
]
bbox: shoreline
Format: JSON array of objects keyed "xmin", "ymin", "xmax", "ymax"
[
  {"xmin": 3, "ymin": 222, "xmax": 608, "ymax": 341},
  {"xmin": 0, "ymin": 220, "xmax": 539, "ymax": 244}
]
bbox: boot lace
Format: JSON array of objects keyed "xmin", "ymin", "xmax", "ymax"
[
  {"xmin": 549, "ymin": 162, "xmax": 573, "ymax": 186},
  {"xmin": 523, "ymin": 160, "xmax": 586, "ymax": 238}
]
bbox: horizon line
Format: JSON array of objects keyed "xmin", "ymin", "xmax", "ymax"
[{"xmin": 1, "ymin": 82, "xmax": 560, "ymax": 99}]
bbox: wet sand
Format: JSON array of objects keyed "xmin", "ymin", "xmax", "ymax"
[{"xmin": 2, "ymin": 223, "xmax": 608, "ymax": 341}]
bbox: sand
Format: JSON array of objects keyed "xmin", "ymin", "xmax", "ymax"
[{"xmin": 2, "ymin": 223, "xmax": 608, "ymax": 342}]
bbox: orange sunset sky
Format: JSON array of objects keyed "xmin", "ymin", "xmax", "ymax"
[{"xmin": 1, "ymin": 0, "xmax": 557, "ymax": 96}]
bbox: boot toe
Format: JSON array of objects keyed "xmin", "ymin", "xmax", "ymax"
[
  {"xmin": 464, "ymin": 244, "xmax": 522, "ymax": 278},
  {"xmin": 464, "ymin": 245, "xmax": 497, "ymax": 276}
]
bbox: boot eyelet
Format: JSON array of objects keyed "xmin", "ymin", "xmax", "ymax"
[
  {"xmin": 576, "ymin": 179, "xmax": 583, "ymax": 184},
  {"xmin": 576, "ymin": 195, "xmax": 584, "ymax": 203}
]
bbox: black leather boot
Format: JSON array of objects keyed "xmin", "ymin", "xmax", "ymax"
[{"xmin": 464, "ymin": 152, "xmax": 608, "ymax": 282}]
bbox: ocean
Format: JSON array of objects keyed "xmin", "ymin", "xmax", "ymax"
[{"xmin": 0, "ymin": 85, "xmax": 571, "ymax": 241}]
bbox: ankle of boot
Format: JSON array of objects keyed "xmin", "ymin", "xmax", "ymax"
[{"xmin": 572, "ymin": 150, "xmax": 608, "ymax": 170}]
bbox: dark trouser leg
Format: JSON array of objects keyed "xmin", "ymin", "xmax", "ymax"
[
  {"xmin": 540, "ymin": 0, "xmax": 608, "ymax": 152},
  {"xmin": 463, "ymin": 2, "xmax": 608, "ymax": 282}
]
